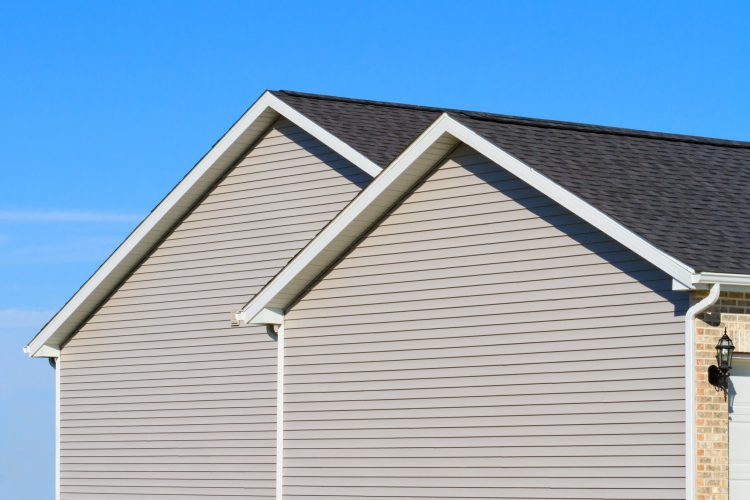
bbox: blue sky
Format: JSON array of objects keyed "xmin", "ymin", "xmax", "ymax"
[{"xmin": 1, "ymin": 1, "xmax": 749, "ymax": 497}]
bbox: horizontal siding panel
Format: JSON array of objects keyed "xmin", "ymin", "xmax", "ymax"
[
  {"xmin": 61, "ymin": 470, "xmax": 273, "ymax": 480},
  {"xmin": 285, "ymin": 444, "xmax": 686, "ymax": 459},
  {"xmin": 281, "ymin": 488, "xmax": 684, "ymax": 500},
  {"xmin": 286, "ymin": 308, "xmax": 683, "ymax": 338},
  {"xmin": 283, "ymin": 335, "xmax": 685, "ymax": 367},
  {"xmin": 148, "ymin": 229, "xmax": 321, "ymax": 256},
  {"xmin": 60, "ymin": 364, "xmax": 274, "ymax": 383},
  {"xmin": 60, "ymin": 486, "xmax": 274, "ymax": 497},
  {"xmin": 290, "ymin": 280, "xmax": 675, "ymax": 318},
  {"xmin": 123, "ymin": 259, "xmax": 284, "ymax": 283},
  {"xmin": 283, "ymin": 434, "xmax": 684, "ymax": 449},
  {"xmin": 284, "ymin": 354, "xmax": 684, "ymax": 387},
  {"xmin": 218, "ymin": 161, "xmax": 362, "ymax": 192},
  {"xmin": 289, "ymin": 328, "xmax": 683, "ymax": 358},
  {"xmin": 60, "ymin": 118, "xmax": 367, "ymax": 499},
  {"xmin": 357, "ymin": 219, "xmax": 593, "ymax": 249},
  {"xmin": 312, "ymin": 256, "xmax": 656, "ymax": 292},
  {"xmin": 61, "ymin": 459, "xmax": 274, "ymax": 469},
  {"xmin": 282, "ymin": 422, "xmax": 684, "ymax": 441},
  {"xmin": 331, "ymin": 234, "xmax": 621, "ymax": 271},
  {"xmin": 61, "ymin": 439, "xmax": 276, "ymax": 450},
  {"xmin": 61, "ymin": 346, "xmax": 276, "ymax": 368},
  {"xmin": 285, "ymin": 455, "xmax": 684, "ymax": 468},
  {"xmin": 285, "ymin": 344, "xmax": 684, "ymax": 377},
  {"xmin": 287, "ymin": 302, "xmax": 682, "ymax": 332},
  {"xmin": 140, "ymin": 245, "xmax": 300, "ymax": 270},
  {"xmin": 208, "ymin": 171, "xmax": 369, "ymax": 200},
  {"xmin": 281, "ymin": 476, "xmax": 684, "ymax": 489},
  {"xmin": 320, "ymin": 247, "xmax": 647, "ymax": 281},
  {"xmin": 60, "ymin": 446, "xmax": 276, "ymax": 457},
  {"xmin": 285, "ymin": 321, "xmax": 682, "ymax": 352},
  {"xmin": 283, "ymin": 389, "xmax": 684, "ymax": 413},
  {"xmin": 164, "ymin": 217, "xmax": 335, "ymax": 247},
  {"xmin": 60, "ymin": 400, "xmax": 276, "ymax": 418},
  {"xmin": 185, "ymin": 197, "xmax": 350, "ymax": 227},
  {"xmin": 283, "ymin": 378, "xmax": 684, "ymax": 405},
  {"xmin": 62, "ymin": 338, "xmax": 274, "ymax": 360},
  {"xmin": 115, "ymin": 273, "xmax": 271, "ymax": 293},
  {"xmin": 284, "ymin": 367, "xmax": 684, "ymax": 395},
  {"xmin": 195, "ymin": 182, "xmax": 358, "ymax": 212},
  {"xmin": 61, "ymin": 391, "xmax": 276, "ymax": 407},
  {"xmin": 283, "ymin": 410, "xmax": 684, "ymax": 431},
  {"xmin": 61, "ymin": 380, "xmax": 276, "ymax": 399},
  {"xmin": 111, "ymin": 280, "xmax": 262, "ymax": 299},
  {"xmin": 370, "ymin": 207, "xmax": 580, "ymax": 237},
  {"xmin": 61, "ymin": 415, "xmax": 275, "ymax": 429},
  {"xmin": 60, "ymin": 431, "xmax": 276, "ymax": 443},
  {"xmin": 56, "ymin": 495, "xmax": 269, "ymax": 500},
  {"xmin": 284, "ymin": 146, "xmax": 687, "ymax": 498},
  {"xmin": 67, "ymin": 322, "xmax": 259, "ymax": 343},
  {"xmin": 60, "ymin": 358, "xmax": 275, "ymax": 377},
  {"xmin": 62, "ymin": 331, "xmax": 268, "ymax": 353},
  {"xmin": 323, "ymin": 230, "xmax": 634, "ymax": 271}
]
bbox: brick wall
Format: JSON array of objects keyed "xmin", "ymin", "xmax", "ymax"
[{"xmin": 694, "ymin": 291, "xmax": 750, "ymax": 500}]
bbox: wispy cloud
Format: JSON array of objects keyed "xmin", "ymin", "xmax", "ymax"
[
  {"xmin": 0, "ymin": 309, "xmax": 54, "ymax": 334},
  {"xmin": 0, "ymin": 210, "xmax": 142, "ymax": 223}
]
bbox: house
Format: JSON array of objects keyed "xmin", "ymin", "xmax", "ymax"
[{"xmin": 24, "ymin": 90, "xmax": 750, "ymax": 500}]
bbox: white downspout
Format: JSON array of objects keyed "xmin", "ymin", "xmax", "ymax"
[
  {"xmin": 275, "ymin": 324, "xmax": 285, "ymax": 500},
  {"xmin": 55, "ymin": 355, "xmax": 61, "ymax": 500},
  {"xmin": 685, "ymin": 282, "xmax": 721, "ymax": 500}
]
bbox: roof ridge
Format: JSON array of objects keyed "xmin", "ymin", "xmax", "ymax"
[{"xmin": 275, "ymin": 90, "xmax": 750, "ymax": 150}]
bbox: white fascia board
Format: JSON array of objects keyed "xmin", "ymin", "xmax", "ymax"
[
  {"xmin": 24, "ymin": 91, "xmax": 382, "ymax": 358},
  {"xmin": 265, "ymin": 94, "xmax": 381, "ymax": 177},
  {"xmin": 442, "ymin": 117, "xmax": 696, "ymax": 289},
  {"xmin": 692, "ymin": 272, "xmax": 750, "ymax": 291},
  {"xmin": 238, "ymin": 113, "xmax": 700, "ymax": 321},
  {"xmin": 237, "ymin": 114, "xmax": 458, "ymax": 324}
]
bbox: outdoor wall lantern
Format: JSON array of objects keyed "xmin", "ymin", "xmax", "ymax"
[{"xmin": 708, "ymin": 328, "xmax": 735, "ymax": 396}]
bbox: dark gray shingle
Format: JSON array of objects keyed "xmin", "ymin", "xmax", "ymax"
[{"xmin": 273, "ymin": 90, "xmax": 750, "ymax": 275}]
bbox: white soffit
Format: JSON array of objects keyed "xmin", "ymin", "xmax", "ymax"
[
  {"xmin": 24, "ymin": 91, "xmax": 381, "ymax": 358},
  {"xmin": 237, "ymin": 114, "xmax": 701, "ymax": 325}
]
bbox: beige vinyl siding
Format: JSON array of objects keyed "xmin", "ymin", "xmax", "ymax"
[
  {"xmin": 284, "ymin": 145, "xmax": 688, "ymax": 499},
  {"xmin": 58, "ymin": 118, "xmax": 368, "ymax": 499}
]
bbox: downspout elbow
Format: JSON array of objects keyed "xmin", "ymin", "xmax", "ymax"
[{"xmin": 266, "ymin": 324, "xmax": 279, "ymax": 341}]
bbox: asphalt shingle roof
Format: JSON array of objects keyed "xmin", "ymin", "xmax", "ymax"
[{"xmin": 273, "ymin": 90, "xmax": 750, "ymax": 275}]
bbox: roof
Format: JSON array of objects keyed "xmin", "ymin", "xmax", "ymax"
[
  {"xmin": 26, "ymin": 89, "xmax": 750, "ymax": 357},
  {"xmin": 24, "ymin": 91, "xmax": 379, "ymax": 357},
  {"xmin": 273, "ymin": 90, "xmax": 750, "ymax": 275}
]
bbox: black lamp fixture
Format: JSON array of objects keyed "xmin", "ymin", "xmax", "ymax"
[{"xmin": 708, "ymin": 328, "xmax": 735, "ymax": 396}]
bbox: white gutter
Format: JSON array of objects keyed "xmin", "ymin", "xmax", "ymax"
[
  {"xmin": 684, "ymin": 282, "xmax": 721, "ymax": 500},
  {"xmin": 693, "ymin": 272, "xmax": 750, "ymax": 291}
]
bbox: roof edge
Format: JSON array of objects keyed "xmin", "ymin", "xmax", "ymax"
[
  {"xmin": 24, "ymin": 91, "xmax": 382, "ymax": 358},
  {"xmin": 237, "ymin": 114, "xmax": 697, "ymax": 326},
  {"xmin": 274, "ymin": 90, "xmax": 750, "ymax": 149}
]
